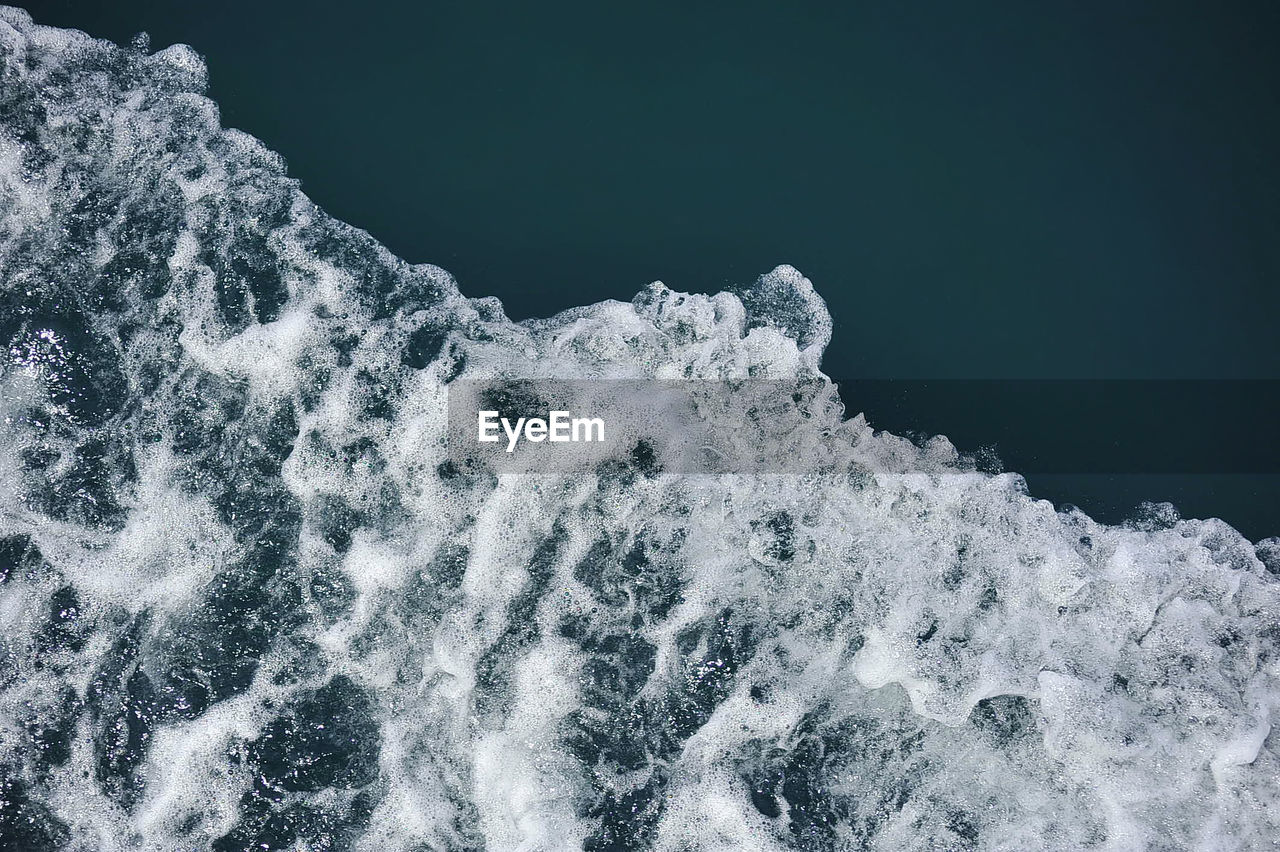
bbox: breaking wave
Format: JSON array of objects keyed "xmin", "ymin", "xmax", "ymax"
[{"xmin": 1, "ymin": 8, "xmax": 1277, "ymax": 850}]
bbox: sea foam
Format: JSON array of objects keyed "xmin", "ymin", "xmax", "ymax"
[{"xmin": 0, "ymin": 7, "xmax": 1277, "ymax": 851}]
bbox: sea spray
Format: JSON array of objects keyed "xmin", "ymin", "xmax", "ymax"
[{"xmin": 0, "ymin": 8, "xmax": 1277, "ymax": 851}]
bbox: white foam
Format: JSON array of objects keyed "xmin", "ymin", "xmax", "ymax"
[{"xmin": 0, "ymin": 7, "xmax": 1275, "ymax": 851}]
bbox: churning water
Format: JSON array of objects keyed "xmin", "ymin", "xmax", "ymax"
[{"xmin": 1, "ymin": 8, "xmax": 1278, "ymax": 850}]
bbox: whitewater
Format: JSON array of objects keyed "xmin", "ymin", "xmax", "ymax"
[{"xmin": 0, "ymin": 8, "xmax": 1277, "ymax": 851}]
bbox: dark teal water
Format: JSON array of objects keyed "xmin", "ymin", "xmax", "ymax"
[{"xmin": 20, "ymin": 0, "xmax": 1280, "ymax": 537}]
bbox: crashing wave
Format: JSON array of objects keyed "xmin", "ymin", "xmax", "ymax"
[{"xmin": 0, "ymin": 7, "xmax": 1277, "ymax": 850}]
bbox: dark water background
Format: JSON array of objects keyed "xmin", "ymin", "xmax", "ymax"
[{"xmin": 19, "ymin": 0, "xmax": 1280, "ymax": 538}]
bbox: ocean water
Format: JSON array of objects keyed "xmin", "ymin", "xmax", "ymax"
[{"xmin": 1, "ymin": 8, "xmax": 1278, "ymax": 851}]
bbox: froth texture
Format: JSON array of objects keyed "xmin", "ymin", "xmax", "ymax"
[{"xmin": 1, "ymin": 7, "xmax": 1277, "ymax": 851}]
